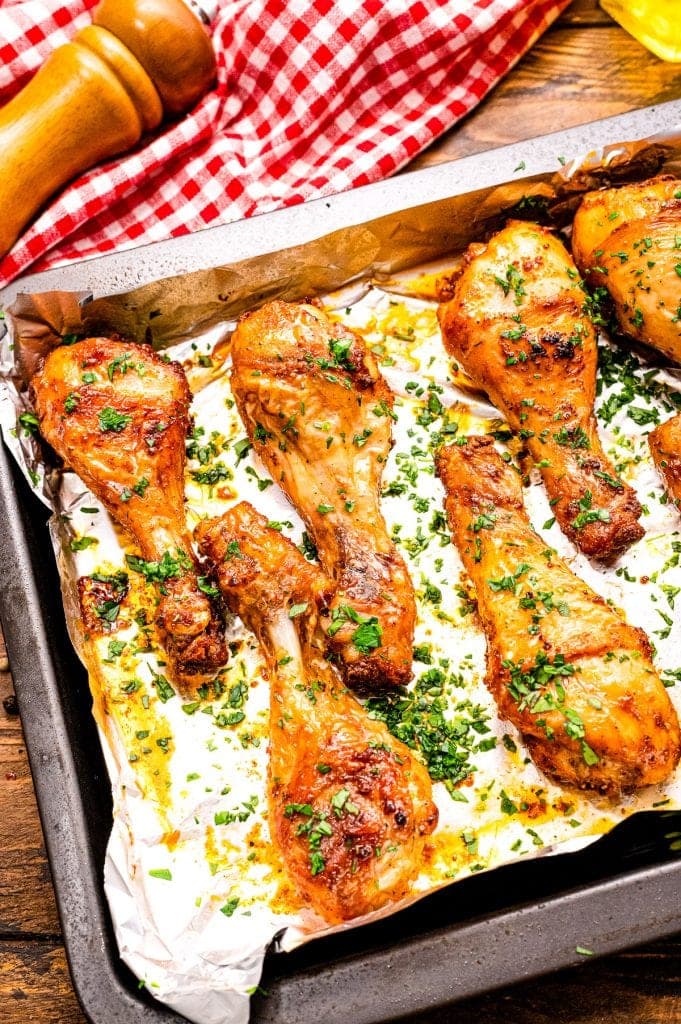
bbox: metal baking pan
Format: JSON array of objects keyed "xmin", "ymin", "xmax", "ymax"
[{"xmin": 2, "ymin": 99, "xmax": 681, "ymax": 1024}]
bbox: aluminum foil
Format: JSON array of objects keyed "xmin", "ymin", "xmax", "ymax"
[{"xmin": 2, "ymin": 122, "xmax": 681, "ymax": 1024}]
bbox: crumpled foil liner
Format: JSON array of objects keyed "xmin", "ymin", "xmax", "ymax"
[{"xmin": 2, "ymin": 121, "xmax": 681, "ymax": 1024}]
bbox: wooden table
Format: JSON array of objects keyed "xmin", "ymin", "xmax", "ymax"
[{"xmin": 1, "ymin": 1, "xmax": 681, "ymax": 1021}]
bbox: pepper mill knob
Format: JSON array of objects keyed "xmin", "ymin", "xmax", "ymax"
[{"xmin": 0, "ymin": 0, "xmax": 216, "ymax": 261}]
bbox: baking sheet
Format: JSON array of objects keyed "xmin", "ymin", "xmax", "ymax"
[{"xmin": 3, "ymin": 103, "xmax": 679, "ymax": 1024}]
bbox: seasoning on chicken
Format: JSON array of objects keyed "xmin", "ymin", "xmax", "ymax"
[
  {"xmin": 649, "ymin": 412, "xmax": 681, "ymax": 508},
  {"xmin": 230, "ymin": 300, "xmax": 415, "ymax": 690},
  {"xmin": 436, "ymin": 436, "xmax": 680, "ymax": 795},
  {"xmin": 438, "ymin": 219, "xmax": 643, "ymax": 561},
  {"xmin": 31, "ymin": 337, "xmax": 228, "ymax": 688},
  {"xmin": 195, "ymin": 502, "xmax": 437, "ymax": 923},
  {"xmin": 572, "ymin": 176, "xmax": 681, "ymax": 364}
]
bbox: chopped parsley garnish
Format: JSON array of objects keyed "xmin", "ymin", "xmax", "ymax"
[
  {"xmin": 107, "ymin": 352, "xmax": 135, "ymax": 381},
  {"xmin": 593, "ymin": 469, "xmax": 623, "ymax": 491},
  {"xmin": 197, "ymin": 576, "xmax": 219, "ymax": 597},
  {"xmin": 283, "ymin": 804, "xmax": 332, "ymax": 876},
  {"xmin": 488, "ymin": 562, "xmax": 531, "ymax": 592},
  {"xmin": 416, "ymin": 388, "xmax": 444, "ymax": 427},
  {"xmin": 98, "ymin": 406, "xmax": 131, "ymax": 432},
  {"xmin": 367, "ymin": 668, "xmax": 492, "ymax": 795},
  {"xmin": 501, "ymin": 323, "xmax": 526, "ymax": 341},
  {"xmin": 245, "ymin": 466, "xmax": 273, "ymax": 491},
  {"xmin": 413, "ymin": 643, "xmax": 432, "ymax": 664},
  {"xmin": 553, "ymin": 425, "xmax": 590, "ymax": 449},
  {"xmin": 330, "ymin": 788, "xmax": 359, "ymax": 817},
  {"xmin": 267, "ymin": 520, "xmax": 293, "ymax": 532},
  {"xmin": 654, "ymin": 609, "xmax": 673, "ymax": 640},
  {"xmin": 215, "ymin": 710, "xmax": 246, "ymax": 727},
  {"xmin": 149, "ymin": 666, "xmax": 175, "ymax": 703},
  {"xmin": 572, "ymin": 491, "xmax": 610, "ymax": 530},
  {"xmin": 503, "ymin": 652, "xmax": 598, "ymax": 765},
  {"xmin": 89, "ymin": 571, "xmax": 129, "ymax": 623},
  {"xmin": 493, "ymin": 264, "xmax": 526, "ymax": 305},
  {"xmin": 469, "ymin": 511, "xmax": 496, "ymax": 532},
  {"xmin": 214, "ymin": 795, "xmax": 259, "ymax": 823},
  {"xmin": 224, "ymin": 540, "xmax": 243, "ymax": 561},
  {"xmin": 220, "ymin": 897, "xmax": 240, "ymax": 917},
  {"xmin": 69, "ymin": 535, "xmax": 98, "ymax": 552},
  {"xmin": 18, "ymin": 411, "xmax": 40, "ymax": 436},
  {"xmin": 628, "ymin": 405, "xmax": 660, "ymax": 426},
  {"xmin": 596, "ymin": 340, "xmax": 681, "ymax": 427},
  {"xmin": 280, "ymin": 415, "xmax": 298, "ymax": 437},
  {"xmin": 352, "ymin": 428, "xmax": 373, "ymax": 447},
  {"xmin": 125, "ymin": 548, "xmax": 192, "ymax": 586},
  {"xmin": 373, "ymin": 398, "xmax": 397, "ymax": 421},
  {"xmin": 500, "ymin": 790, "xmax": 519, "ymax": 815},
  {"xmin": 328, "ymin": 336, "xmax": 354, "ymax": 370},
  {"xmin": 253, "ymin": 422, "xmax": 273, "ymax": 443},
  {"xmin": 327, "ymin": 604, "xmax": 383, "ymax": 654},
  {"xmin": 133, "ymin": 477, "xmax": 150, "ymax": 497},
  {"xmin": 106, "ymin": 640, "xmax": 126, "ymax": 660},
  {"xmin": 186, "ymin": 427, "xmax": 219, "ymax": 465},
  {"xmin": 191, "ymin": 462, "xmax": 232, "ymax": 486}
]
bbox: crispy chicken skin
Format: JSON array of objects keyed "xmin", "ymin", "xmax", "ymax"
[
  {"xmin": 438, "ymin": 219, "xmax": 643, "ymax": 561},
  {"xmin": 649, "ymin": 413, "xmax": 681, "ymax": 509},
  {"xmin": 195, "ymin": 502, "xmax": 437, "ymax": 923},
  {"xmin": 230, "ymin": 300, "xmax": 416, "ymax": 690},
  {"xmin": 572, "ymin": 176, "xmax": 681, "ymax": 364},
  {"xmin": 436, "ymin": 436, "xmax": 680, "ymax": 795},
  {"xmin": 31, "ymin": 337, "xmax": 228, "ymax": 688}
]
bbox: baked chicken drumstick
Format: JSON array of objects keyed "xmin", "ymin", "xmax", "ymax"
[
  {"xmin": 649, "ymin": 412, "xmax": 681, "ymax": 509},
  {"xmin": 572, "ymin": 176, "xmax": 681, "ymax": 364},
  {"xmin": 230, "ymin": 300, "xmax": 415, "ymax": 689},
  {"xmin": 195, "ymin": 502, "xmax": 437, "ymax": 923},
  {"xmin": 436, "ymin": 436, "xmax": 680, "ymax": 794},
  {"xmin": 438, "ymin": 220, "xmax": 643, "ymax": 561},
  {"xmin": 31, "ymin": 337, "xmax": 228, "ymax": 688}
]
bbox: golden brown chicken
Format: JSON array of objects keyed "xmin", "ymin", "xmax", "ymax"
[
  {"xmin": 438, "ymin": 219, "xmax": 643, "ymax": 561},
  {"xmin": 649, "ymin": 412, "xmax": 681, "ymax": 509},
  {"xmin": 230, "ymin": 300, "xmax": 415, "ymax": 690},
  {"xmin": 31, "ymin": 336, "xmax": 228, "ymax": 688},
  {"xmin": 572, "ymin": 176, "xmax": 681, "ymax": 364},
  {"xmin": 436, "ymin": 436, "xmax": 680, "ymax": 795},
  {"xmin": 195, "ymin": 502, "xmax": 437, "ymax": 923}
]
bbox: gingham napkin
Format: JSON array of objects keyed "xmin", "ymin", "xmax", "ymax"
[{"xmin": 0, "ymin": 0, "xmax": 570, "ymax": 288}]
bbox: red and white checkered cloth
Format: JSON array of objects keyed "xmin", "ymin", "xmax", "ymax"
[{"xmin": 0, "ymin": 0, "xmax": 570, "ymax": 288}]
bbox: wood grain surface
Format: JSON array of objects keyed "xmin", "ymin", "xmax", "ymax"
[{"xmin": 1, "ymin": 1, "xmax": 681, "ymax": 1022}]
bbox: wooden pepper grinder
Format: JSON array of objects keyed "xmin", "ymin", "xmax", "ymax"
[{"xmin": 0, "ymin": 0, "xmax": 217, "ymax": 260}]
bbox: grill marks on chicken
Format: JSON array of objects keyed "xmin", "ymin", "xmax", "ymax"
[
  {"xmin": 649, "ymin": 413, "xmax": 681, "ymax": 509},
  {"xmin": 438, "ymin": 220, "xmax": 643, "ymax": 561},
  {"xmin": 230, "ymin": 300, "xmax": 416, "ymax": 690},
  {"xmin": 436, "ymin": 436, "xmax": 680, "ymax": 795},
  {"xmin": 195, "ymin": 502, "xmax": 437, "ymax": 923},
  {"xmin": 31, "ymin": 337, "xmax": 228, "ymax": 688},
  {"xmin": 572, "ymin": 176, "xmax": 681, "ymax": 364}
]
